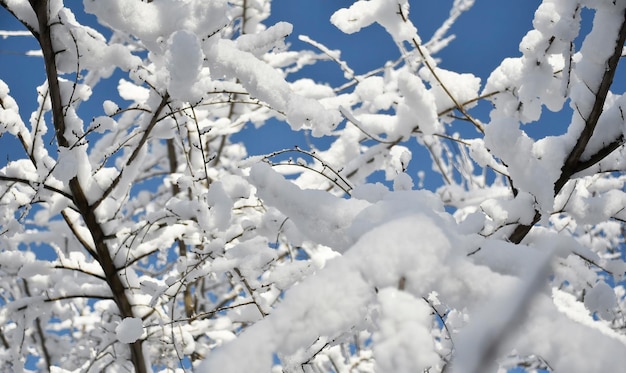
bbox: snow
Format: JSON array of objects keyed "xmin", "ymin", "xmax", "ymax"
[
  {"xmin": 506, "ymin": 292, "xmax": 626, "ymax": 373},
  {"xmin": 533, "ymin": 1, "xmax": 581, "ymax": 42},
  {"xmin": 392, "ymin": 172, "xmax": 414, "ymax": 191},
  {"xmin": 1, "ymin": 0, "xmax": 38, "ymax": 33},
  {"xmin": 483, "ymin": 0, "xmax": 578, "ymax": 125},
  {"xmin": 102, "ymin": 100, "xmax": 119, "ymax": 116},
  {"xmin": 116, "ymin": 317, "xmax": 144, "ymax": 344},
  {"xmin": 420, "ymin": 67, "xmax": 482, "ymax": 115},
  {"xmin": 373, "ymin": 288, "xmax": 439, "ymax": 372},
  {"xmin": 584, "ymin": 281, "xmax": 618, "ymax": 320},
  {"xmin": 17, "ymin": 261, "xmax": 51, "ymax": 279},
  {"xmin": 203, "ymin": 173, "xmax": 482, "ymax": 372},
  {"xmin": 210, "ymin": 159, "xmax": 626, "ymax": 372},
  {"xmin": 565, "ymin": 184, "xmax": 626, "ymax": 225},
  {"xmin": 166, "ymin": 30, "xmax": 204, "ymax": 102},
  {"xmin": 581, "ymin": 92, "xmax": 626, "ymax": 160},
  {"xmin": 3, "ymin": 0, "xmax": 626, "ymax": 371},
  {"xmin": 117, "ymin": 78, "xmax": 150, "ymax": 103},
  {"xmin": 0, "ymin": 80, "xmax": 23, "ymax": 137},
  {"xmin": 354, "ymin": 76, "xmax": 386, "ymax": 104},
  {"xmin": 91, "ymin": 116, "xmax": 117, "ymax": 134},
  {"xmin": 0, "ymin": 30, "xmax": 31, "ymax": 38},
  {"xmin": 84, "ymin": 0, "xmax": 230, "ymax": 52},
  {"xmin": 200, "ymin": 214, "xmax": 446, "ymax": 372},
  {"xmin": 351, "ymin": 182, "xmax": 390, "ymax": 203},
  {"xmin": 396, "ymin": 70, "xmax": 439, "ymax": 137},
  {"xmin": 483, "ymin": 117, "xmax": 563, "ymax": 215},
  {"xmin": 52, "ymin": 146, "xmax": 80, "ymax": 183},
  {"xmin": 569, "ymin": 4, "xmax": 626, "ymax": 120},
  {"xmin": 249, "ymin": 163, "xmax": 370, "ymax": 252},
  {"xmin": 331, "ymin": 0, "xmax": 418, "ymax": 43},
  {"xmin": 479, "ymin": 192, "xmax": 536, "ymax": 227},
  {"xmin": 236, "ymin": 22, "xmax": 292, "ymax": 57},
  {"xmin": 207, "ymin": 38, "xmax": 341, "ymax": 136},
  {"xmin": 468, "ymin": 139, "xmax": 508, "ymax": 175}
]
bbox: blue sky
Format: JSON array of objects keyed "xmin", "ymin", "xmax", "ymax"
[
  {"xmin": 0, "ymin": 0, "xmax": 554, "ymax": 193},
  {"xmin": 268, "ymin": 0, "xmax": 540, "ymax": 81}
]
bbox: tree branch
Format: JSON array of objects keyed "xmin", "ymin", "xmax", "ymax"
[
  {"xmin": 573, "ymin": 135, "xmax": 624, "ymax": 174},
  {"xmin": 0, "ymin": 1, "xmax": 39, "ymax": 38},
  {"xmin": 0, "ymin": 175, "xmax": 73, "ymax": 201},
  {"xmin": 22, "ymin": 280, "xmax": 51, "ymax": 372},
  {"xmin": 554, "ymin": 14, "xmax": 626, "ymax": 193},
  {"xmin": 93, "ymin": 93, "xmax": 170, "ymax": 210},
  {"xmin": 509, "ymin": 8, "xmax": 626, "ymax": 244},
  {"xmin": 28, "ymin": 2, "xmax": 148, "ymax": 371}
]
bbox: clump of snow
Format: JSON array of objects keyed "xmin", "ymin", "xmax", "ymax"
[
  {"xmin": 584, "ymin": 281, "xmax": 618, "ymax": 320},
  {"xmin": 571, "ymin": 5, "xmax": 626, "ymax": 118},
  {"xmin": 468, "ymin": 139, "xmax": 507, "ymax": 175},
  {"xmin": 396, "ymin": 71, "xmax": 439, "ymax": 137},
  {"xmin": 53, "ymin": 146, "xmax": 80, "ymax": 182},
  {"xmin": 116, "ymin": 317, "xmax": 143, "ymax": 344},
  {"xmin": 581, "ymin": 92, "xmax": 626, "ymax": 160},
  {"xmin": 483, "ymin": 118, "xmax": 564, "ymax": 215},
  {"xmin": 533, "ymin": 1, "xmax": 581, "ymax": 42},
  {"xmin": 385, "ymin": 145, "xmax": 412, "ymax": 179},
  {"xmin": 373, "ymin": 288, "xmax": 439, "ymax": 372},
  {"xmin": 331, "ymin": 0, "xmax": 418, "ymax": 43},
  {"xmin": 205, "ymin": 182, "xmax": 234, "ymax": 231},
  {"xmin": 351, "ymin": 182, "xmax": 390, "ymax": 203},
  {"xmin": 248, "ymin": 163, "xmax": 370, "ymax": 252},
  {"xmin": 236, "ymin": 22, "xmax": 292, "ymax": 57},
  {"xmin": 84, "ymin": 0, "xmax": 230, "ymax": 52},
  {"xmin": 352, "ymin": 76, "xmax": 396, "ymax": 112},
  {"xmin": 0, "ymin": 80, "xmax": 23, "ymax": 137},
  {"xmin": 480, "ymin": 192, "xmax": 536, "ymax": 227},
  {"xmin": 200, "ymin": 214, "xmax": 447, "ymax": 372},
  {"xmin": 289, "ymin": 78, "xmax": 336, "ymax": 100},
  {"xmin": 102, "ymin": 100, "xmax": 119, "ymax": 116},
  {"xmin": 393, "ymin": 173, "xmax": 414, "ymax": 191},
  {"xmin": 355, "ymin": 76, "xmax": 385, "ymax": 103},
  {"xmin": 17, "ymin": 261, "xmax": 52, "ymax": 278},
  {"xmin": 285, "ymin": 95, "xmax": 341, "ymax": 137},
  {"xmin": 483, "ymin": 0, "xmax": 579, "ymax": 124},
  {"xmin": 52, "ymin": 7, "xmax": 142, "ymax": 75},
  {"xmin": 117, "ymin": 79, "xmax": 150, "ymax": 103},
  {"xmin": 2, "ymin": 0, "xmax": 37, "ymax": 33},
  {"xmin": 206, "ymin": 39, "xmax": 341, "ymax": 136},
  {"xmin": 565, "ymin": 184, "xmax": 626, "ymax": 225},
  {"xmin": 166, "ymin": 30, "xmax": 204, "ymax": 102},
  {"xmin": 91, "ymin": 116, "xmax": 117, "ymax": 134},
  {"xmin": 420, "ymin": 67, "xmax": 481, "ymax": 115}
]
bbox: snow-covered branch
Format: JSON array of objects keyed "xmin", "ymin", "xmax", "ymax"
[{"xmin": 1, "ymin": 0, "xmax": 626, "ymax": 372}]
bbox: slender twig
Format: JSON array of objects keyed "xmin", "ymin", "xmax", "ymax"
[
  {"xmin": 233, "ymin": 267, "xmax": 268, "ymax": 317},
  {"xmin": 22, "ymin": 280, "xmax": 52, "ymax": 372},
  {"xmin": 17, "ymin": 293, "xmax": 113, "ymax": 311},
  {"xmin": 0, "ymin": 175, "xmax": 73, "ymax": 200},
  {"xmin": 264, "ymin": 147, "xmax": 353, "ymax": 194},
  {"xmin": 396, "ymin": 3, "xmax": 484, "ymax": 134},
  {"xmin": 93, "ymin": 93, "xmax": 170, "ymax": 210}
]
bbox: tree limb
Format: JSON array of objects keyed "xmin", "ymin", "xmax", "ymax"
[
  {"xmin": 28, "ymin": 2, "xmax": 148, "ymax": 371},
  {"xmin": 509, "ymin": 8, "xmax": 626, "ymax": 244}
]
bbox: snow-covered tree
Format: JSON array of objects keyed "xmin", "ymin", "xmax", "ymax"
[{"xmin": 1, "ymin": 0, "xmax": 626, "ymax": 372}]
